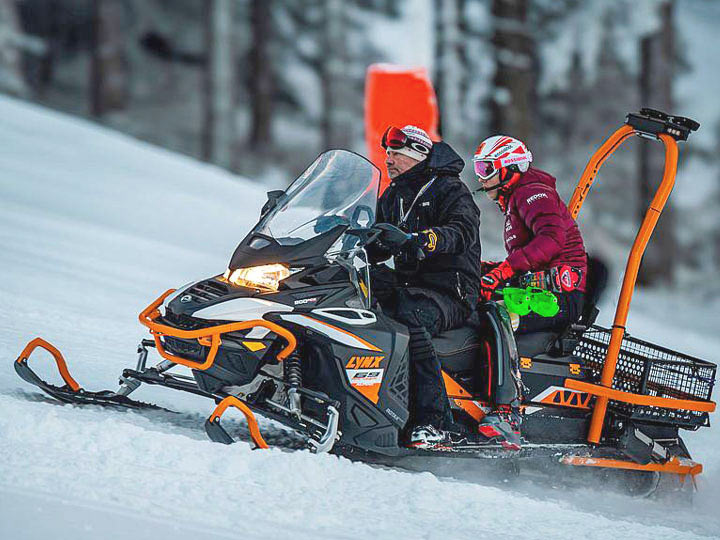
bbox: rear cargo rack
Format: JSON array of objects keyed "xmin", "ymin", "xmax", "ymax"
[
  {"xmin": 565, "ymin": 109, "xmax": 716, "ymax": 444},
  {"xmin": 572, "ymin": 326, "xmax": 716, "ymax": 429}
]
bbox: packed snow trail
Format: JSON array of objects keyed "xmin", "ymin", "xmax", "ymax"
[{"xmin": 1, "ymin": 95, "xmax": 719, "ymax": 540}]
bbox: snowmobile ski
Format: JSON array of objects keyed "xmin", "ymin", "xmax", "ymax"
[{"xmin": 15, "ymin": 337, "xmax": 161, "ymax": 410}]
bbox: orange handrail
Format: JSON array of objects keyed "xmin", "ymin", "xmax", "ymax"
[
  {"xmin": 584, "ymin": 133, "xmax": 680, "ymax": 444},
  {"xmin": 565, "ymin": 379, "xmax": 716, "ymax": 413},
  {"xmin": 209, "ymin": 396, "xmax": 269, "ymax": 449},
  {"xmin": 139, "ymin": 289, "xmax": 297, "ymax": 371},
  {"xmin": 16, "ymin": 337, "xmax": 81, "ymax": 392},
  {"xmin": 568, "ymin": 124, "xmax": 635, "ymax": 219}
]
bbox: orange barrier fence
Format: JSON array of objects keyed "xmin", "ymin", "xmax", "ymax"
[{"xmin": 364, "ymin": 64, "xmax": 440, "ymax": 193}]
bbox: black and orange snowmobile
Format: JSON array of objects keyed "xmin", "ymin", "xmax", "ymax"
[{"xmin": 15, "ymin": 110, "xmax": 716, "ymax": 496}]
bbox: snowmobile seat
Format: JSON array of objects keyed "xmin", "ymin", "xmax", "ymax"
[
  {"xmin": 433, "ymin": 325, "xmax": 485, "ymax": 373},
  {"xmin": 516, "ymin": 256, "xmax": 610, "ymax": 358},
  {"xmin": 515, "ymin": 332, "xmax": 559, "ymax": 357}
]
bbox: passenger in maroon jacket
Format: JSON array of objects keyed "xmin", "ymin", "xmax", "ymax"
[{"xmin": 473, "ymin": 135, "xmax": 588, "ymax": 334}]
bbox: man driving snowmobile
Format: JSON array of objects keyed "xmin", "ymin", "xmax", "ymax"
[
  {"xmin": 367, "ymin": 125, "xmax": 482, "ymax": 449},
  {"xmin": 473, "ymin": 135, "xmax": 587, "ymax": 334}
]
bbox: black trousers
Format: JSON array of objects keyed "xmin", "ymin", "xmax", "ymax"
[
  {"xmin": 516, "ymin": 290, "xmax": 585, "ymax": 334},
  {"xmin": 372, "ymin": 265, "xmax": 469, "ymax": 429}
]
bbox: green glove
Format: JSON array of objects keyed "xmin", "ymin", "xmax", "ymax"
[{"xmin": 502, "ymin": 287, "xmax": 559, "ymax": 318}]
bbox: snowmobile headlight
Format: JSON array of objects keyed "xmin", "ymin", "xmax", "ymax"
[{"xmin": 223, "ymin": 264, "xmax": 290, "ymax": 292}]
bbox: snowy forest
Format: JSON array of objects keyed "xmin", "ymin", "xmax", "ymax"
[{"xmin": 1, "ymin": 0, "xmax": 719, "ymax": 288}]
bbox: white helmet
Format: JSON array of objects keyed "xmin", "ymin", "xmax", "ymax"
[{"xmin": 473, "ymin": 135, "xmax": 532, "ymax": 188}]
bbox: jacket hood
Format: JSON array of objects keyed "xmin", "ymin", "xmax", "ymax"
[
  {"xmin": 392, "ymin": 141, "xmax": 465, "ymax": 183},
  {"xmin": 427, "ymin": 141, "xmax": 465, "ymax": 176},
  {"xmin": 515, "ymin": 167, "xmax": 557, "ymax": 190}
]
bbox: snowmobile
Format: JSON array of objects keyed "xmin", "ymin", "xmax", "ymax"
[{"xmin": 15, "ymin": 109, "xmax": 716, "ymax": 496}]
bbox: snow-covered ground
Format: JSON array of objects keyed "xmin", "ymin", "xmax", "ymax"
[{"xmin": 1, "ymin": 95, "xmax": 719, "ymax": 540}]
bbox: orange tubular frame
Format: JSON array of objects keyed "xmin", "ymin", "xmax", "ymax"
[
  {"xmin": 565, "ymin": 379, "xmax": 716, "ymax": 413},
  {"xmin": 208, "ymin": 396, "xmax": 269, "ymax": 449},
  {"xmin": 568, "ymin": 125, "xmax": 635, "ymax": 219},
  {"xmin": 570, "ymin": 128, "xmax": 716, "ymax": 445},
  {"xmin": 16, "ymin": 337, "xmax": 81, "ymax": 391},
  {"xmin": 139, "ymin": 289, "xmax": 297, "ymax": 371},
  {"xmin": 561, "ymin": 455, "xmax": 702, "ymax": 479}
]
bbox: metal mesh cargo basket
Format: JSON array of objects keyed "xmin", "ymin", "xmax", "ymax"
[{"xmin": 573, "ymin": 325, "xmax": 716, "ymax": 428}]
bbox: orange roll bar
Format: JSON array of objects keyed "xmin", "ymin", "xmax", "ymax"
[
  {"xmin": 15, "ymin": 337, "xmax": 81, "ymax": 392},
  {"xmin": 565, "ymin": 379, "xmax": 716, "ymax": 413},
  {"xmin": 209, "ymin": 396, "xmax": 269, "ymax": 449},
  {"xmin": 568, "ymin": 125, "xmax": 635, "ymax": 220},
  {"xmin": 583, "ymin": 133, "xmax": 680, "ymax": 444},
  {"xmin": 139, "ymin": 289, "xmax": 297, "ymax": 371}
]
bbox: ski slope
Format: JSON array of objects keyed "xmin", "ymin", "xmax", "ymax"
[{"xmin": 1, "ymin": 95, "xmax": 719, "ymax": 540}]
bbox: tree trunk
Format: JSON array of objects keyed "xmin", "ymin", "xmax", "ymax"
[
  {"xmin": 433, "ymin": 0, "xmax": 461, "ymax": 141},
  {"xmin": 90, "ymin": 0, "xmax": 129, "ymax": 117},
  {"xmin": 489, "ymin": 0, "xmax": 536, "ymax": 145},
  {"xmin": 637, "ymin": 1, "xmax": 676, "ymax": 286},
  {"xmin": 0, "ymin": 0, "xmax": 29, "ymax": 96},
  {"xmin": 248, "ymin": 0, "xmax": 273, "ymax": 154},
  {"xmin": 202, "ymin": 0, "xmax": 235, "ymax": 167},
  {"xmin": 321, "ymin": 0, "xmax": 351, "ymax": 149}
]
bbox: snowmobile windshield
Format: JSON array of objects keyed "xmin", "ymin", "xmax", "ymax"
[{"xmin": 254, "ymin": 150, "xmax": 381, "ymax": 252}]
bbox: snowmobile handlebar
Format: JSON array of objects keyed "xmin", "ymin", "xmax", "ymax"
[
  {"xmin": 345, "ymin": 226, "xmax": 383, "ymax": 247},
  {"xmin": 138, "ymin": 289, "xmax": 298, "ymax": 371}
]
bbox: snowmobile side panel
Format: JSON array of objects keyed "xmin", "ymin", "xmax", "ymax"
[{"xmin": 297, "ymin": 313, "xmax": 411, "ymax": 456}]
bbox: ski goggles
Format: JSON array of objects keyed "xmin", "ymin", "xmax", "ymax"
[
  {"xmin": 381, "ymin": 126, "xmax": 431, "ymax": 155},
  {"xmin": 473, "ymin": 159, "xmax": 498, "ymax": 180}
]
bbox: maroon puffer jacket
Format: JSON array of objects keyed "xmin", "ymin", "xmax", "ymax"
[{"xmin": 503, "ymin": 168, "xmax": 588, "ymax": 291}]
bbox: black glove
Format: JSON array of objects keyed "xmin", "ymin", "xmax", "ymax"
[{"xmin": 372, "ymin": 223, "xmax": 413, "ymax": 254}]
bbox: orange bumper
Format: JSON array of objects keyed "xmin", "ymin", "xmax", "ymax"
[{"xmin": 139, "ymin": 289, "xmax": 297, "ymax": 371}]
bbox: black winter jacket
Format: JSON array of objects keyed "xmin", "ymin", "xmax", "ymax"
[{"xmin": 369, "ymin": 141, "xmax": 482, "ymax": 307}]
